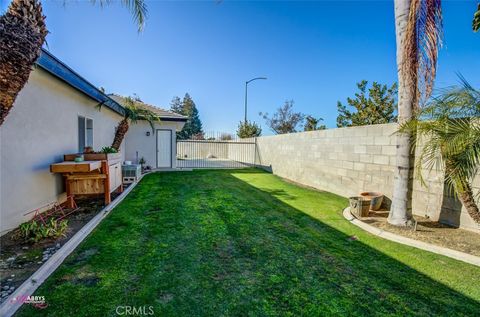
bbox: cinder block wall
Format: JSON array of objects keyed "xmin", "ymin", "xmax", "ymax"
[
  {"xmin": 254, "ymin": 124, "xmax": 397, "ymax": 200},
  {"xmin": 249, "ymin": 123, "xmax": 479, "ymax": 231}
]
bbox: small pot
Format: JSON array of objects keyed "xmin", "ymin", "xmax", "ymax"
[
  {"xmin": 349, "ymin": 196, "xmax": 371, "ymax": 217},
  {"xmin": 360, "ymin": 192, "xmax": 384, "ymax": 211}
]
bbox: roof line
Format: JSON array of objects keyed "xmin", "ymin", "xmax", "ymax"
[
  {"xmin": 36, "ymin": 48, "xmax": 125, "ymax": 116},
  {"xmin": 109, "ymin": 93, "xmax": 188, "ymax": 122}
]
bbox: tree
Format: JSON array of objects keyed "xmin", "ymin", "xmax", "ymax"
[
  {"xmin": 389, "ymin": 0, "xmax": 442, "ymax": 226},
  {"xmin": 474, "ymin": 3, "xmax": 480, "ymax": 32},
  {"xmin": 260, "ymin": 101, "xmax": 305, "ymax": 134},
  {"xmin": 336, "ymin": 81, "xmax": 397, "ymax": 127},
  {"xmin": 170, "ymin": 96, "xmax": 182, "ymax": 114},
  {"xmin": 304, "ymin": 116, "xmax": 326, "ymax": 131},
  {"xmin": 170, "ymin": 93, "xmax": 203, "ymax": 140},
  {"xmin": 237, "ymin": 121, "xmax": 262, "ymax": 138},
  {"xmin": 400, "ymin": 79, "xmax": 480, "ymax": 224},
  {"xmin": 0, "ymin": 0, "xmax": 147, "ymax": 126},
  {"xmin": 98, "ymin": 96, "xmax": 160, "ymax": 151}
]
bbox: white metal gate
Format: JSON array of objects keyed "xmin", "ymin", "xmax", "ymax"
[{"xmin": 176, "ymin": 133, "xmax": 256, "ymax": 169}]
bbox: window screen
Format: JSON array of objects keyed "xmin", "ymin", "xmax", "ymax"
[
  {"xmin": 78, "ymin": 116, "xmax": 93, "ymax": 152},
  {"xmin": 86, "ymin": 118, "xmax": 93, "ymax": 148},
  {"xmin": 78, "ymin": 116, "xmax": 85, "ymax": 152}
]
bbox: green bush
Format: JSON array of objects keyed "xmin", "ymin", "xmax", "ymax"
[
  {"xmin": 19, "ymin": 218, "xmax": 68, "ymax": 243},
  {"xmin": 237, "ymin": 121, "xmax": 262, "ymax": 138},
  {"xmin": 100, "ymin": 146, "xmax": 118, "ymax": 154}
]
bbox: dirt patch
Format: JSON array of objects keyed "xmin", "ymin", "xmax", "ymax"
[
  {"xmin": 359, "ymin": 211, "xmax": 480, "ymax": 256},
  {"xmin": 0, "ymin": 191, "xmax": 124, "ymax": 303}
]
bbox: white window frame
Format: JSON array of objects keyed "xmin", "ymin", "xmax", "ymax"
[{"xmin": 78, "ymin": 115, "xmax": 94, "ymax": 152}]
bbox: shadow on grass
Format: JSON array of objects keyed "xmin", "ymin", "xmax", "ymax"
[{"xmin": 16, "ymin": 168, "xmax": 480, "ymax": 317}]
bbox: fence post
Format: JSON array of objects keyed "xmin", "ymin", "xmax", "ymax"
[{"xmin": 253, "ymin": 137, "xmax": 257, "ymax": 168}]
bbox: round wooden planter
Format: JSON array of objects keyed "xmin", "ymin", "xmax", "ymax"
[
  {"xmin": 360, "ymin": 192, "xmax": 384, "ymax": 211},
  {"xmin": 349, "ymin": 197, "xmax": 371, "ymax": 217}
]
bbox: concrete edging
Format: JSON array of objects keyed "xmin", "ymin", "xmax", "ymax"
[
  {"xmin": 0, "ymin": 173, "xmax": 147, "ymax": 317},
  {"xmin": 342, "ymin": 207, "xmax": 480, "ymax": 267}
]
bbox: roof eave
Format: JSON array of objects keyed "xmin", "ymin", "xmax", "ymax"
[{"xmin": 36, "ymin": 49, "xmax": 125, "ymax": 116}]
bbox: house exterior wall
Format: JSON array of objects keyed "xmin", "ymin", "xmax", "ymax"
[
  {"xmin": 0, "ymin": 68, "xmax": 125, "ymax": 235},
  {"xmin": 124, "ymin": 121, "xmax": 182, "ymax": 168},
  {"xmin": 235, "ymin": 123, "xmax": 479, "ymax": 231}
]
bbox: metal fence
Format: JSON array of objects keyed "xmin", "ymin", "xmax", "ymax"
[{"xmin": 176, "ymin": 132, "xmax": 256, "ymax": 169}]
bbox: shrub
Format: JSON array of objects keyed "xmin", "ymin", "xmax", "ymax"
[
  {"xmin": 100, "ymin": 146, "xmax": 118, "ymax": 154},
  {"xmin": 237, "ymin": 121, "xmax": 262, "ymax": 138},
  {"xmin": 19, "ymin": 218, "xmax": 68, "ymax": 243}
]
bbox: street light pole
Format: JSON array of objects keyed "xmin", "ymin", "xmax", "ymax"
[{"xmin": 244, "ymin": 77, "xmax": 267, "ymax": 123}]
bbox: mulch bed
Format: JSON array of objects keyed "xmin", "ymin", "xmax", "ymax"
[
  {"xmin": 359, "ymin": 210, "xmax": 480, "ymax": 257},
  {"xmin": 0, "ymin": 191, "xmax": 123, "ymax": 303}
]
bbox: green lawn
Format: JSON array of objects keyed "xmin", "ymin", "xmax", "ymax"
[{"xmin": 17, "ymin": 169, "xmax": 480, "ymax": 316}]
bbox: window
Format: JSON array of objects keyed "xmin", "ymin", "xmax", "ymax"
[{"xmin": 78, "ymin": 116, "xmax": 93, "ymax": 152}]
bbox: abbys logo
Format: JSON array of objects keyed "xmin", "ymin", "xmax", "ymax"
[
  {"xmin": 11, "ymin": 295, "xmax": 47, "ymax": 309},
  {"xmin": 115, "ymin": 306, "xmax": 154, "ymax": 315}
]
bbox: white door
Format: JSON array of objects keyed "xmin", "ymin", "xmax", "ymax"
[{"xmin": 157, "ymin": 130, "xmax": 172, "ymax": 168}]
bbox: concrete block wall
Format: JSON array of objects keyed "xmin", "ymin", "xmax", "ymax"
[
  {"xmin": 245, "ymin": 123, "xmax": 479, "ymax": 231},
  {"xmin": 254, "ymin": 123, "xmax": 397, "ymax": 200},
  {"xmin": 411, "ymin": 143, "xmax": 480, "ymax": 230}
]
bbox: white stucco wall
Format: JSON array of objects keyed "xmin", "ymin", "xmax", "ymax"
[
  {"xmin": 124, "ymin": 121, "xmax": 183, "ymax": 168},
  {"xmin": 0, "ymin": 67, "xmax": 125, "ymax": 234}
]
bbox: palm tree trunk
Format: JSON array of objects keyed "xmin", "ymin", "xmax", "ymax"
[
  {"xmin": 111, "ymin": 118, "xmax": 129, "ymax": 151},
  {"xmin": 388, "ymin": 0, "xmax": 415, "ymax": 226},
  {"xmin": 447, "ymin": 160, "xmax": 480, "ymax": 225},
  {"xmin": 457, "ymin": 182, "xmax": 480, "ymax": 224},
  {"xmin": 0, "ymin": 0, "xmax": 47, "ymax": 126}
]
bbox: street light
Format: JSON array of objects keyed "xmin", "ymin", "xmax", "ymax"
[{"xmin": 244, "ymin": 77, "xmax": 267, "ymax": 123}]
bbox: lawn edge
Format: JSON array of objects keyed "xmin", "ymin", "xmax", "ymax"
[
  {"xmin": 0, "ymin": 173, "xmax": 147, "ymax": 317},
  {"xmin": 342, "ymin": 207, "xmax": 480, "ymax": 267}
]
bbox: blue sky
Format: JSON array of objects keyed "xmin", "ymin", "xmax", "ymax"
[{"xmin": 2, "ymin": 1, "xmax": 479, "ymax": 134}]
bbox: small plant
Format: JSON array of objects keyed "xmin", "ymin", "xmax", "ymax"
[
  {"xmin": 139, "ymin": 157, "xmax": 146, "ymax": 172},
  {"xmin": 100, "ymin": 146, "xmax": 118, "ymax": 154},
  {"xmin": 18, "ymin": 218, "xmax": 69, "ymax": 243}
]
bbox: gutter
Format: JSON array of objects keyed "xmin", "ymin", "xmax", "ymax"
[{"xmin": 36, "ymin": 49, "xmax": 125, "ymax": 116}]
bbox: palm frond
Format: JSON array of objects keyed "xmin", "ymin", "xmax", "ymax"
[
  {"xmin": 91, "ymin": 0, "xmax": 148, "ymax": 32},
  {"xmin": 121, "ymin": 0, "xmax": 148, "ymax": 32},
  {"xmin": 121, "ymin": 96, "xmax": 160, "ymax": 132},
  {"xmin": 400, "ymin": 78, "xmax": 480, "ymax": 199},
  {"xmin": 403, "ymin": 0, "xmax": 443, "ymax": 107},
  {"xmin": 474, "ymin": 3, "xmax": 480, "ymax": 32}
]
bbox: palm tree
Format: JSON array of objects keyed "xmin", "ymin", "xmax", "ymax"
[
  {"xmin": 304, "ymin": 116, "xmax": 326, "ymax": 131},
  {"xmin": 389, "ymin": 0, "xmax": 442, "ymax": 226},
  {"xmin": 0, "ymin": 0, "xmax": 147, "ymax": 126},
  {"xmin": 474, "ymin": 3, "xmax": 480, "ymax": 32},
  {"xmin": 400, "ymin": 78, "xmax": 480, "ymax": 224},
  {"xmin": 99, "ymin": 96, "xmax": 161, "ymax": 151}
]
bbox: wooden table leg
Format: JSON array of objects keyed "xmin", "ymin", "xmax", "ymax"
[
  {"xmin": 65, "ymin": 177, "xmax": 75, "ymax": 209},
  {"xmin": 102, "ymin": 161, "xmax": 111, "ymax": 205}
]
